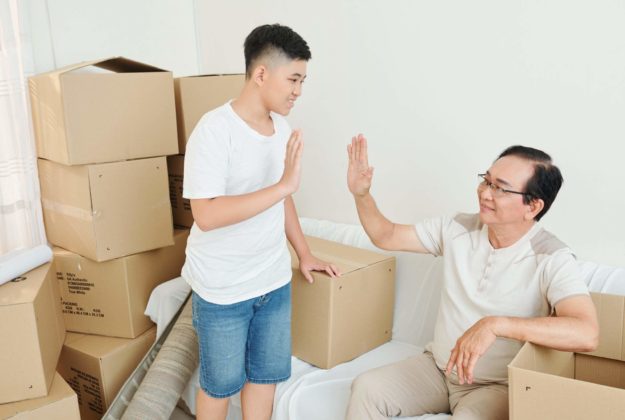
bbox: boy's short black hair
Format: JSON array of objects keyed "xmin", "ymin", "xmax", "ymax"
[
  {"xmin": 244, "ymin": 24, "xmax": 311, "ymax": 78},
  {"xmin": 497, "ymin": 145, "xmax": 563, "ymax": 222}
]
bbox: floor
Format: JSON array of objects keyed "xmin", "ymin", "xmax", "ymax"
[{"xmin": 170, "ymin": 406, "xmax": 195, "ymax": 420}]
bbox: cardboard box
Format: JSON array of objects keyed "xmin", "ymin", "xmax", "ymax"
[
  {"xmin": 167, "ymin": 155, "xmax": 193, "ymax": 227},
  {"xmin": 509, "ymin": 292, "xmax": 625, "ymax": 419},
  {"xmin": 290, "ymin": 236, "xmax": 395, "ymax": 369},
  {"xmin": 0, "ymin": 373, "xmax": 80, "ymax": 420},
  {"xmin": 38, "ymin": 156, "xmax": 174, "ymax": 262},
  {"xmin": 57, "ymin": 327, "xmax": 156, "ymax": 420},
  {"xmin": 54, "ymin": 228, "xmax": 190, "ymax": 338},
  {"xmin": 29, "ymin": 57, "xmax": 178, "ymax": 165},
  {"xmin": 0, "ymin": 264, "xmax": 65, "ymax": 404},
  {"xmin": 174, "ymin": 74, "xmax": 245, "ymax": 154}
]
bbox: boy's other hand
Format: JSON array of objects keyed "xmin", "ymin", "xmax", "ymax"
[
  {"xmin": 299, "ymin": 253, "xmax": 341, "ymax": 283},
  {"xmin": 279, "ymin": 130, "xmax": 303, "ymax": 195},
  {"xmin": 347, "ymin": 134, "xmax": 374, "ymax": 197}
]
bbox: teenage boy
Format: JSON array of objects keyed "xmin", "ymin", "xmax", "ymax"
[{"xmin": 182, "ymin": 24, "xmax": 339, "ymax": 420}]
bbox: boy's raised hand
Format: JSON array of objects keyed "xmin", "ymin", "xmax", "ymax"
[
  {"xmin": 347, "ymin": 134, "xmax": 374, "ymax": 197},
  {"xmin": 279, "ymin": 130, "xmax": 303, "ymax": 195}
]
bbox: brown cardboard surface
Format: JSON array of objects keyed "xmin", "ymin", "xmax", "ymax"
[
  {"xmin": 57, "ymin": 328, "xmax": 156, "ymax": 420},
  {"xmin": 54, "ymin": 229, "xmax": 189, "ymax": 338},
  {"xmin": 38, "ymin": 157, "xmax": 174, "ymax": 262},
  {"xmin": 0, "ymin": 373, "xmax": 80, "ymax": 420},
  {"xmin": 0, "ymin": 264, "xmax": 65, "ymax": 404},
  {"xmin": 29, "ymin": 57, "xmax": 178, "ymax": 165},
  {"xmin": 174, "ymin": 74, "xmax": 244, "ymax": 154},
  {"xmin": 167, "ymin": 155, "xmax": 194, "ymax": 227},
  {"xmin": 509, "ymin": 292, "xmax": 625, "ymax": 419},
  {"xmin": 587, "ymin": 292, "xmax": 625, "ymax": 360},
  {"xmin": 290, "ymin": 236, "xmax": 395, "ymax": 369}
]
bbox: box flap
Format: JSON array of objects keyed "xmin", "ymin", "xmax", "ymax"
[
  {"xmin": 179, "ymin": 73, "xmax": 243, "ymax": 79},
  {"xmin": 589, "ymin": 292, "xmax": 625, "ymax": 361},
  {"xmin": 35, "ymin": 57, "xmax": 166, "ymax": 77},
  {"xmin": 290, "ymin": 236, "xmax": 393, "ymax": 275},
  {"xmin": 94, "ymin": 57, "xmax": 167, "ymax": 73},
  {"xmin": 0, "ymin": 263, "xmax": 51, "ymax": 305}
]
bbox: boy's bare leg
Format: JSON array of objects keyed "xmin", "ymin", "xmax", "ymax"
[
  {"xmin": 196, "ymin": 389, "xmax": 229, "ymax": 420},
  {"xmin": 241, "ymin": 382, "xmax": 276, "ymax": 420}
]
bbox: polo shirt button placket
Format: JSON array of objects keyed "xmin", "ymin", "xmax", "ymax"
[{"xmin": 480, "ymin": 253, "xmax": 493, "ymax": 292}]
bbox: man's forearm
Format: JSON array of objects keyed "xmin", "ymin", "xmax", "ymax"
[
  {"xmin": 492, "ymin": 315, "xmax": 598, "ymax": 353},
  {"xmin": 354, "ymin": 193, "xmax": 396, "ymax": 249}
]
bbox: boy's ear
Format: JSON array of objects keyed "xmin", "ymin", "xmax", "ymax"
[{"xmin": 253, "ymin": 65, "xmax": 267, "ymax": 86}]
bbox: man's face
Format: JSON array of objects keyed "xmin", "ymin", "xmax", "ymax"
[
  {"xmin": 260, "ymin": 58, "xmax": 307, "ymax": 116},
  {"xmin": 477, "ymin": 155, "xmax": 536, "ymax": 226}
]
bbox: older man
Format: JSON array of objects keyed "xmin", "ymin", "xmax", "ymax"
[{"xmin": 345, "ymin": 135, "xmax": 598, "ymax": 420}]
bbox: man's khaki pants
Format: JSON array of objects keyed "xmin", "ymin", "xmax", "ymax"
[{"xmin": 345, "ymin": 352, "xmax": 509, "ymax": 420}]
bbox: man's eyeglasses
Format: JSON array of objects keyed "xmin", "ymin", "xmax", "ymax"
[{"xmin": 477, "ymin": 174, "xmax": 530, "ymax": 199}]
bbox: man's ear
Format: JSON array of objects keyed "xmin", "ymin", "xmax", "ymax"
[{"xmin": 525, "ymin": 198, "xmax": 544, "ymax": 221}]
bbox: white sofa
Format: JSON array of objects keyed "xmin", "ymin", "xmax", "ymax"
[{"xmin": 146, "ymin": 217, "xmax": 625, "ymax": 420}]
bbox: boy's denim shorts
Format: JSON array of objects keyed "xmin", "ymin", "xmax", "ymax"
[{"xmin": 192, "ymin": 282, "xmax": 292, "ymax": 398}]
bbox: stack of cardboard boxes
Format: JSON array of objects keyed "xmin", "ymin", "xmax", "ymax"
[{"xmin": 2, "ymin": 57, "xmax": 191, "ymax": 420}]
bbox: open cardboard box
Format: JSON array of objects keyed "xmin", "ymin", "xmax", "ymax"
[
  {"xmin": 29, "ymin": 57, "xmax": 178, "ymax": 165},
  {"xmin": 509, "ymin": 292, "xmax": 625, "ymax": 419}
]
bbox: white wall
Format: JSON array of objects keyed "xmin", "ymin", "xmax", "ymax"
[
  {"xmin": 195, "ymin": 0, "xmax": 625, "ymax": 267},
  {"xmin": 27, "ymin": 0, "xmax": 625, "ymax": 266},
  {"xmin": 26, "ymin": 0, "xmax": 199, "ymax": 76}
]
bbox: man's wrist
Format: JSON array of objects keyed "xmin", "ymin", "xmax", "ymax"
[{"xmin": 488, "ymin": 316, "xmax": 507, "ymax": 338}]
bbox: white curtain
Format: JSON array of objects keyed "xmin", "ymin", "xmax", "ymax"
[{"xmin": 0, "ymin": 0, "xmax": 47, "ymax": 255}]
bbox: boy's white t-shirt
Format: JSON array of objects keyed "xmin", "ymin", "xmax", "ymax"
[{"xmin": 181, "ymin": 102, "xmax": 292, "ymax": 304}]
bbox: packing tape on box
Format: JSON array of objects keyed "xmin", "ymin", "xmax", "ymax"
[
  {"xmin": 41, "ymin": 198, "xmax": 94, "ymax": 221},
  {"xmin": 0, "ymin": 244, "xmax": 53, "ymax": 286}
]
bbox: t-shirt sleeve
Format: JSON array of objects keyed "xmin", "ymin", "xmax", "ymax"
[
  {"xmin": 183, "ymin": 121, "xmax": 229, "ymax": 200},
  {"xmin": 542, "ymin": 251, "xmax": 590, "ymax": 307},
  {"xmin": 414, "ymin": 215, "xmax": 453, "ymax": 257}
]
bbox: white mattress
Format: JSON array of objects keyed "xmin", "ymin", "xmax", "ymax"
[{"xmin": 145, "ymin": 218, "xmax": 625, "ymax": 420}]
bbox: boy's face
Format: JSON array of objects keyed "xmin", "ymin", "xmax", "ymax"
[{"xmin": 260, "ymin": 59, "xmax": 307, "ymax": 116}]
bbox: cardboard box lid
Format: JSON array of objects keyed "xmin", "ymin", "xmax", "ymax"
[
  {"xmin": 290, "ymin": 236, "xmax": 393, "ymax": 275},
  {"xmin": 32, "ymin": 57, "xmax": 167, "ymax": 78},
  {"xmin": 0, "ymin": 263, "xmax": 51, "ymax": 305}
]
